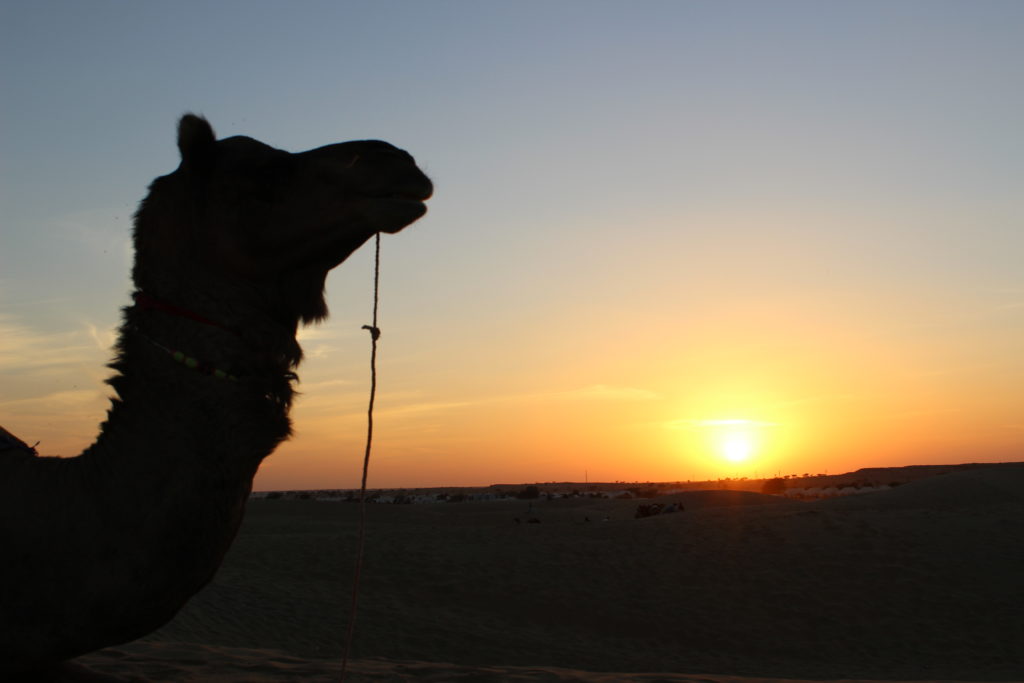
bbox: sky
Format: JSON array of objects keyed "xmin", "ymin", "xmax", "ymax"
[{"xmin": 2, "ymin": 1, "xmax": 1022, "ymax": 490}]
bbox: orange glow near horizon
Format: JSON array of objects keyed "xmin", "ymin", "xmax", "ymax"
[
  {"xmin": 7, "ymin": 280, "xmax": 1023, "ymax": 492},
  {"xmin": 4, "ymin": 197, "xmax": 1024, "ymax": 491}
]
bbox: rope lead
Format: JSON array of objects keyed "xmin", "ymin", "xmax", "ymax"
[{"xmin": 341, "ymin": 232, "xmax": 382, "ymax": 681}]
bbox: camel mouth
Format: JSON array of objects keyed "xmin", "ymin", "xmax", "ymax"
[
  {"xmin": 357, "ymin": 175, "xmax": 432, "ymax": 231},
  {"xmin": 355, "ymin": 189, "xmax": 430, "ymax": 234},
  {"xmin": 368, "ymin": 193, "xmax": 429, "ymax": 215},
  {"xmin": 384, "ymin": 196, "xmax": 429, "ymax": 221},
  {"xmin": 374, "ymin": 192, "xmax": 429, "ymax": 203},
  {"xmin": 367, "ymin": 183, "xmax": 433, "ymax": 202},
  {"xmin": 366, "ymin": 174, "xmax": 433, "ymax": 203}
]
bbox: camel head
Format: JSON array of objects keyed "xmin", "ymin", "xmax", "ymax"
[{"xmin": 133, "ymin": 114, "xmax": 432, "ymax": 324}]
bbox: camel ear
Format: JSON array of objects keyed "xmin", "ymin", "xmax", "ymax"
[{"xmin": 177, "ymin": 114, "xmax": 216, "ymax": 168}]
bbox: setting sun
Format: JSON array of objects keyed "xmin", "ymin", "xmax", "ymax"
[
  {"xmin": 720, "ymin": 432, "xmax": 755, "ymax": 463},
  {"xmin": 694, "ymin": 419, "xmax": 772, "ymax": 467},
  {"xmin": 711, "ymin": 420, "xmax": 760, "ymax": 464}
]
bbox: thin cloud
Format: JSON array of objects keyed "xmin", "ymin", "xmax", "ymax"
[
  {"xmin": 882, "ymin": 407, "xmax": 962, "ymax": 420},
  {"xmin": 296, "ymin": 325, "xmax": 361, "ymax": 342},
  {"xmin": 301, "ymin": 383, "xmax": 660, "ymax": 422},
  {"xmin": 378, "ymin": 399, "xmax": 476, "ymax": 417},
  {"xmin": 555, "ymin": 384, "xmax": 660, "ymax": 401},
  {"xmin": 295, "ymin": 377, "xmax": 356, "ymax": 391},
  {"xmin": 85, "ymin": 322, "xmax": 117, "ymax": 350},
  {"xmin": 665, "ymin": 418, "xmax": 779, "ymax": 430},
  {"xmin": 771, "ymin": 393, "xmax": 861, "ymax": 408},
  {"xmin": 0, "ymin": 388, "xmax": 105, "ymax": 414},
  {"xmin": 0, "ymin": 315, "xmax": 101, "ymax": 373}
]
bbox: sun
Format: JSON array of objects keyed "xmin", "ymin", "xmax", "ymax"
[
  {"xmin": 720, "ymin": 432, "xmax": 755, "ymax": 463},
  {"xmin": 669, "ymin": 417, "xmax": 775, "ymax": 469},
  {"xmin": 696, "ymin": 419, "xmax": 768, "ymax": 465}
]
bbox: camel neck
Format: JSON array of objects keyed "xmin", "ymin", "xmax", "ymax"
[
  {"xmin": 126, "ymin": 286, "xmax": 300, "ymax": 387},
  {"xmin": 132, "ymin": 291, "xmax": 236, "ymax": 333},
  {"xmin": 6, "ymin": 307, "xmax": 301, "ymax": 668},
  {"xmin": 98, "ymin": 318, "xmax": 295, "ymax": 468},
  {"xmin": 94, "ymin": 293, "xmax": 300, "ymax": 475},
  {"xmin": 132, "ymin": 328, "xmax": 241, "ymax": 382}
]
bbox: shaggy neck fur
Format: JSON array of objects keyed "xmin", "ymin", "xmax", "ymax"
[{"xmin": 2, "ymin": 280, "xmax": 304, "ymax": 672}]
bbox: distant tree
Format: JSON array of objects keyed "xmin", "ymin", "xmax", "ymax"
[
  {"xmin": 761, "ymin": 477, "xmax": 786, "ymax": 495},
  {"xmin": 517, "ymin": 485, "xmax": 540, "ymax": 500}
]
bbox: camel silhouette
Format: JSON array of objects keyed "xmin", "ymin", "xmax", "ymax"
[{"xmin": 0, "ymin": 114, "xmax": 432, "ymax": 676}]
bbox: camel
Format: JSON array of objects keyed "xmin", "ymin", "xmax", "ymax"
[{"xmin": 0, "ymin": 114, "xmax": 432, "ymax": 676}]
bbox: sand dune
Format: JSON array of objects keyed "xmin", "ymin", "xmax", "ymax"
[
  {"xmin": 78, "ymin": 643, "xmax": 988, "ymax": 682},
  {"xmin": 78, "ymin": 464, "xmax": 1024, "ymax": 681}
]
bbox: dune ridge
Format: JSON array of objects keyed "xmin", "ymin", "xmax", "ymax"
[{"xmin": 79, "ymin": 464, "xmax": 1024, "ymax": 681}]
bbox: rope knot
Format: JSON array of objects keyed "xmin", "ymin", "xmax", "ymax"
[{"xmin": 361, "ymin": 324, "xmax": 381, "ymax": 341}]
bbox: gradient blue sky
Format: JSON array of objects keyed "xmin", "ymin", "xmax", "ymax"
[{"xmin": 2, "ymin": 1, "xmax": 1022, "ymax": 489}]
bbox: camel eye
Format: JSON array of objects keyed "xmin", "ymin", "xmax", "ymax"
[{"xmin": 231, "ymin": 162, "xmax": 293, "ymax": 204}]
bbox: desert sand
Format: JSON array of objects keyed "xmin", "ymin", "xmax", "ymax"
[{"xmin": 77, "ymin": 464, "xmax": 1024, "ymax": 682}]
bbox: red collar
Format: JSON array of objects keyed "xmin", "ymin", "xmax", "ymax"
[{"xmin": 132, "ymin": 291, "xmax": 232, "ymax": 332}]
